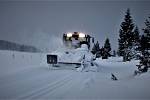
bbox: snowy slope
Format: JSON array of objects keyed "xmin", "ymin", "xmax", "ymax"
[
  {"xmin": 0, "ymin": 50, "xmax": 45, "ymax": 77},
  {"xmin": 0, "ymin": 50, "xmax": 150, "ymax": 99}
]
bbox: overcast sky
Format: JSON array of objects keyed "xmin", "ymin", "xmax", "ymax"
[{"xmin": 0, "ymin": 0, "xmax": 150, "ymax": 51}]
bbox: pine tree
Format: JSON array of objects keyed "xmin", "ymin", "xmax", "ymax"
[
  {"xmin": 130, "ymin": 26, "xmax": 140, "ymax": 59},
  {"xmin": 137, "ymin": 17, "xmax": 150, "ymax": 72},
  {"xmin": 140, "ymin": 35, "xmax": 147, "ymax": 52},
  {"xmin": 95, "ymin": 41, "xmax": 100, "ymax": 51},
  {"xmin": 112, "ymin": 50, "xmax": 116, "ymax": 57},
  {"xmin": 91, "ymin": 41, "xmax": 101, "ymax": 58},
  {"xmin": 101, "ymin": 47, "xmax": 109, "ymax": 59},
  {"xmin": 133, "ymin": 26, "xmax": 140, "ymax": 44},
  {"xmin": 142, "ymin": 17, "xmax": 150, "ymax": 50},
  {"xmin": 95, "ymin": 41, "xmax": 101, "ymax": 58},
  {"xmin": 140, "ymin": 17, "xmax": 150, "ymax": 52},
  {"xmin": 104, "ymin": 38, "xmax": 111, "ymax": 57},
  {"xmin": 91, "ymin": 43, "xmax": 97, "ymax": 54},
  {"xmin": 118, "ymin": 8, "xmax": 135, "ymax": 61}
]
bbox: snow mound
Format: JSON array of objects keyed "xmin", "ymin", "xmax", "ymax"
[{"xmin": 50, "ymin": 44, "xmax": 92, "ymax": 63}]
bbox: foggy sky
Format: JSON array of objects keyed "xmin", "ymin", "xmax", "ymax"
[{"xmin": 0, "ymin": 0, "xmax": 150, "ymax": 51}]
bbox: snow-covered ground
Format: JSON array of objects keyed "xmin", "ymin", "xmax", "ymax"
[
  {"xmin": 0, "ymin": 50, "xmax": 150, "ymax": 100},
  {"xmin": 0, "ymin": 50, "xmax": 44, "ymax": 77}
]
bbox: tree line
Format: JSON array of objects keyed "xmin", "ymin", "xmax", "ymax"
[
  {"xmin": 91, "ymin": 38, "xmax": 112, "ymax": 59},
  {"xmin": 0, "ymin": 40, "xmax": 41, "ymax": 52},
  {"xmin": 118, "ymin": 8, "xmax": 150, "ymax": 72},
  {"xmin": 91, "ymin": 8, "xmax": 150, "ymax": 72}
]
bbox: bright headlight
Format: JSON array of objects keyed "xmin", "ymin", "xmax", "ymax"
[
  {"xmin": 67, "ymin": 33, "xmax": 72, "ymax": 37},
  {"xmin": 79, "ymin": 33, "xmax": 85, "ymax": 38}
]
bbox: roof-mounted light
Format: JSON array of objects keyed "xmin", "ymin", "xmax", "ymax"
[
  {"xmin": 67, "ymin": 33, "xmax": 72, "ymax": 37},
  {"xmin": 79, "ymin": 33, "xmax": 85, "ymax": 38}
]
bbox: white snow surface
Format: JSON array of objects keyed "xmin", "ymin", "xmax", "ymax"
[{"xmin": 0, "ymin": 50, "xmax": 150, "ymax": 100}]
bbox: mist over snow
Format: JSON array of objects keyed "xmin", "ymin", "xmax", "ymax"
[{"xmin": 27, "ymin": 30, "xmax": 63, "ymax": 52}]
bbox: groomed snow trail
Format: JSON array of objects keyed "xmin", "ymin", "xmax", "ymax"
[{"xmin": 0, "ymin": 65, "xmax": 97, "ymax": 99}]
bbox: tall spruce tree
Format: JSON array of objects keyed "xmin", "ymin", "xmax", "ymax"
[
  {"xmin": 140, "ymin": 35, "xmax": 147, "ymax": 52},
  {"xmin": 142, "ymin": 17, "xmax": 150, "ymax": 50},
  {"xmin": 137, "ymin": 17, "xmax": 150, "ymax": 72},
  {"xmin": 118, "ymin": 8, "xmax": 135, "ymax": 61},
  {"xmin": 133, "ymin": 26, "xmax": 140, "ymax": 44},
  {"xmin": 130, "ymin": 26, "xmax": 140, "ymax": 59},
  {"xmin": 140, "ymin": 17, "xmax": 150, "ymax": 52},
  {"xmin": 104, "ymin": 38, "xmax": 111, "ymax": 56}
]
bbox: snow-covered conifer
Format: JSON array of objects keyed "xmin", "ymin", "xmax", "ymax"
[
  {"xmin": 118, "ymin": 8, "xmax": 135, "ymax": 61},
  {"xmin": 138, "ymin": 17, "xmax": 150, "ymax": 71},
  {"xmin": 104, "ymin": 38, "xmax": 111, "ymax": 57}
]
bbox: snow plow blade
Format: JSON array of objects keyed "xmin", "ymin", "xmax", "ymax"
[
  {"xmin": 47, "ymin": 55, "xmax": 81, "ymax": 65},
  {"xmin": 58, "ymin": 62, "xmax": 81, "ymax": 65},
  {"xmin": 47, "ymin": 55, "xmax": 58, "ymax": 64}
]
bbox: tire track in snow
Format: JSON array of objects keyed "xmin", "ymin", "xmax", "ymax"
[
  {"xmin": 41, "ymin": 72, "xmax": 93, "ymax": 99},
  {"xmin": 17, "ymin": 73, "xmax": 75, "ymax": 99},
  {"xmin": 55, "ymin": 72, "xmax": 96, "ymax": 98}
]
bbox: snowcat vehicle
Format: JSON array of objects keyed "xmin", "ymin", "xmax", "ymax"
[
  {"xmin": 46, "ymin": 32, "xmax": 96, "ymax": 71},
  {"xmin": 62, "ymin": 32, "xmax": 91, "ymax": 49}
]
